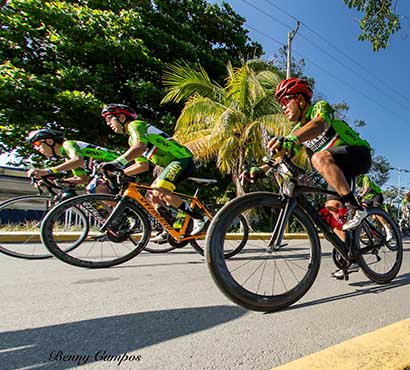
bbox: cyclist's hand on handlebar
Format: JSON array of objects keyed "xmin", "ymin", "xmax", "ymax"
[
  {"xmin": 240, "ymin": 166, "xmax": 265, "ymax": 184},
  {"xmin": 267, "ymin": 135, "xmax": 299, "ymax": 155},
  {"xmin": 27, "ymin": 168, "xmax": 49, "ymax": 179},
  {"xmin": 98, "ymin": 160, "xmax": 125, "ymax": 173}
]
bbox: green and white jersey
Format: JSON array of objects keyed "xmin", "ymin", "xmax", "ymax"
[
  {"xmin": 357, "ymin": 175, "xmax": 382, "ymax": 200},
  {"xmin": 291, "ymin": 100, "xmax": 371, "ymax": 153},
  {"xmin": 126, "ymin": 120, "xmax": 193, "ymax": 168},
  {"xmin": 402, "ymin": 198, "xmax": 410, "ymax": 209},
  {"xmin": 60, "ymin": 140, "xmax": 120, "ymax": 176}
]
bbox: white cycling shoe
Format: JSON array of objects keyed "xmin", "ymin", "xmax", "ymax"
[
  {"xmin": 342, "ymin": 209, "xmax": 368, "ymax": 230},
  {"xmin": 191, "ymin": 216, "xmax": 210, "ymax": 235},
  {"xmin": 330, "ymin": 263, "xmax": 360, "ymax": 279}
]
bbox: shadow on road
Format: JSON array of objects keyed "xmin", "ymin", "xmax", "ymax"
[
  {"xmin": 278, "ymin": 272, "xmax": 410, "ymax": 314},
  {"xmin": 0, "ymin": 305, "xmax": 245, "ymax": 369}
]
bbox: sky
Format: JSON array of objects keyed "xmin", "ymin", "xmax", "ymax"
[
  {"xmin": 2, "ymin": 0, "xmax": 410, "ymax": 189},
  {"xmin": 209, "ymin": 0, "xmax": 410, "ymax": 189}
]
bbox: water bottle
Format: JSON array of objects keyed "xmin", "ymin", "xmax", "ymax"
[
  {"xmin": 319, "ymin": 206, "xmax": 347, "ymax": 230},
  {"xmin": 173, "ymin": 210, "xmax": 186, "ymax": 229},
  {"xmin": 333, "ymin": 207, "xmax": 348, "ymax": 230},
  {"xmin": 319, "ymin": 206, "xmax": 333, "ymax": 226}
]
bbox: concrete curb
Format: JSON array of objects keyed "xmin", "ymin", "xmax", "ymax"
[{"xmin": 272, "ymin": 319, "xmax": 410, "ymax": 370}]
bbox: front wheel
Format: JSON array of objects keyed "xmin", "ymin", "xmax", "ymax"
[
  {"xmin": 355, "ymin": 207, "xmax": 403, "ymax": 283},
  {"xmin": 0, "ymin": 195, "xmax": 60, "ymax": 259},
  {"xmin": 41, "ymin": 194, "xmax": 151, "ymax": 268},
  {"xmin": 206, "ymin": 192, "xmax": 321, "ymax": 312}
]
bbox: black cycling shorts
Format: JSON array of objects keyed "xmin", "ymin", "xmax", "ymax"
[
  {"xmin": 363, "ymin": 194, "xmax": 384, "ymax": 207},
  {"xmin": 324, "ymin": 145, "xmax": 372, "ymax": 201}
]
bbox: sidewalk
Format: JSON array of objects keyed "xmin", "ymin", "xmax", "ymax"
[{"xmin": 273, "ymin": 319, "xmax": 410, "ymax": 370}]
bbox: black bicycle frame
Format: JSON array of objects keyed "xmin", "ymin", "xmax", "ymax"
[{"xmin": 270, "ymin": 182, "xmax": 354, "ymax": 262}]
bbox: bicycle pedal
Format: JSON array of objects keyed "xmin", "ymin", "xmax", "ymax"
[{"xmin": 272, "ymin": 243, "xmax": 288, "ymax": 251}]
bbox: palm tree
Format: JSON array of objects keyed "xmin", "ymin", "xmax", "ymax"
[{"xmin": 161, "ymin": 60, "xmax": 291, "ymax": 196}]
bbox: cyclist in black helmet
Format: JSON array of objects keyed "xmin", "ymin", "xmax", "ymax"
[{"xmin": 27, "ymin": 127, "xmax": 120, "ymax": 192}]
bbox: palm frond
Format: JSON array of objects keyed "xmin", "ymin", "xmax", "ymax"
[
  {"xmin": 175, "ymin": 96, "xmax": 226, "ymax": 133},
  {"xmin": 162, "ymin": 62, "xmax": 223, "ymax": 104},
  {"xmin": 226, "ymin": 65, "xmax": 265, "ymax": 116}
]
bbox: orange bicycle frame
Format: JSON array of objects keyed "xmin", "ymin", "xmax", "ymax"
[{"xmin": 123, "ymin": 182, "xmax": 213, "ymax": 241}]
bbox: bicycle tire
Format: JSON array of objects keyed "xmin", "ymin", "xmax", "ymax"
[
  {"xmin": 190, "ymin": 205, "xmax": 249, "ymax": 258},
  {"xmin": 0, "ymin": 195, "xmax": 58, "ymax": 259},
  {"xmin": 206, "ymin": 192, "xmax": 321, "ymax": 312},
  {"xmin": 355, "ymin": 207, "xmax": 403, "ymax": 283},
  {"xmin": 144, "ymin": 237, "xmax": 178, "ymax": 253},
  {"xmin": 41, "ymin": 194, "xmax": 150, "ymax": 268}
]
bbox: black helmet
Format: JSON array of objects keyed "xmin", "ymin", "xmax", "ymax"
[
  {"xmin": 101, "ymin": 104, "xmax": 137, "ymax": 120},
  {"xmin": 26, "ymin": 129, "xmax": 65, "ymax": 144}
]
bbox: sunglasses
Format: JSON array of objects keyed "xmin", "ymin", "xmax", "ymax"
[
  {"xmin": 32, "ymin": 141, "xmax": 44, "ymax": 147},
  {"xmin": 105, "ymin": 115, "xmax": 118, "ymax": 122},
  {"xmin": 280, "ymin": 94, "xmax": 299, "ymax": 107}
]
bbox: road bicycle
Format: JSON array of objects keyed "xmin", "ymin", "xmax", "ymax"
[
  {"xmin": 40, "ymin": 172, "xmax": 249, "ymax": 268},
  {"xmin": 206, "ymin": 154, "xmax": 403, "ymax": 312},
  {"xmin": 399, "ymin": 217, "xmax": 410, "ymax": 237},
  {"xmin": 0, "ymin": 175, "xmax": 86, "ymax": 260}
]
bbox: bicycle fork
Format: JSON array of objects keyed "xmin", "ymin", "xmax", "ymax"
[
  {"xmin": 267, "ymin": 198, "xmax": 297, "ymax": 252},
  {"xmin": 100, "ymin": 196, "xmax": 129, "ymax": 232}
]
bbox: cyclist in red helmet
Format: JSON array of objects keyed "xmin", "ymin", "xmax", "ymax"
[
  {"xmin": 100, "ymin": 103, "xmax": 208, "ymax": 243},
  {"xmin": 264, "ymin": 78, "xmax": 372, "ymax": 278}
]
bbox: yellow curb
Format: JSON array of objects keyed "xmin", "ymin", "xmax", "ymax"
[
  {"xmin": 0, "ymin": 232, "xmax": 325, "ymax": 242},
  {"xmin": 273, "ymin": 319, "xmax": 410, "ymax": 370}
]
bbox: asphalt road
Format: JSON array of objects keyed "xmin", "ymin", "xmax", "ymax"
[{"xmin": 1, "ymin": 239, "xmax": 409, "ymax": 370}]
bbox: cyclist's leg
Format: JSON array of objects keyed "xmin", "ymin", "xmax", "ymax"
[
  {"xmin": 315, "ymin": 146, "xmax": 371, "ymax": 229},
  {"xmin": 371, "ymin": 194, "xmax": 393, "ymax": 240},
  {"xmin": 150, "ymin": 159, "xmax": 208, "ymax": 235}
]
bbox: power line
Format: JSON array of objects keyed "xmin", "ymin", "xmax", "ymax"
[
  {"xmin": 239, "ymin": 0, "xmax": 410, "ymax": 114},
  {"xmin": 295, "ymin": 32, "xmax": 410, "ymax": 114},
  {"xmin": 236, "ymin": 0, "xmax": 410, "ymax": 121},
  {"xmin": 245, "ymin": 22, "xmax": 410, "ymax": 126},
  {"xmin": 245, "ymin": 23, "xmax": 284, "ymax": 47},
  {"xmin": 262, "ymin": 0, "xmax": 410, "ymax": 105}
]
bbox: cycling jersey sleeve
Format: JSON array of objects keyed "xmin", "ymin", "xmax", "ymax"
[
  {"xmin": 61, "ymin": 141, "xmax": 87, "ymax": 176},
  {"xmin": 62, "ymin": 140, "xmax": 84, "ymax": 159},
  {"xmin": 309, "ymin": 101, "xmax": 335, "ymax": 124},
  {"xmin": 362, "ymin": 175, "xmax": 370, "ymax": 189},
  {"xmin": 127, "ymin": 120, "xmax": 149, "ymax": 145}
]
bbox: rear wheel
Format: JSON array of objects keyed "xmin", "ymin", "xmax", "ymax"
[
  {"xmin": 41, "ymin": 194, "xmax": 150, "ymax": 268},
  {"xmin": 355, "ymin": 207, "xmax": 403, "ymax": 283},
  {"xmin": 190, "ymin": 205, "xmax": 249, "ymax": 258},
  {"xmin": 206, "ymin": 192, "xmax": 321, "ymax": 312}
]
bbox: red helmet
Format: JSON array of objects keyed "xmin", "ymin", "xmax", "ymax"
[
  {"xmin": 275, "ymin": 78, "xmax": 313, "ymax": 103},
  {"xmin": 101, "ymin": 104, "xmax": 137, "ymax": 120}
]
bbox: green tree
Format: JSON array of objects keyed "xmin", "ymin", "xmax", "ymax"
[
  {"xmin": 343, "ymin": 0, "xmax": 401, "ymax": 51},
  {"xmin": 162, "ymin": 60, "xmax": 307, "ymax": 196},
  {"xmin": 368, "ymin": 155, "xmax": 390, "ymax": 186},
  {"xmin": 0, "ymin": 0, "xmax": 262, "ymax": 164}
]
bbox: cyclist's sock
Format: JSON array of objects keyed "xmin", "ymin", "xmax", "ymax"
[
  {"xmin": 178, "ymin": 202, "xmax": 203, "ymax": 219},
  {"xmin": 341, "ymin": 192, "xmax": 362, "ymax": 210}
]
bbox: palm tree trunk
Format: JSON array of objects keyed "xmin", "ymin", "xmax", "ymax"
[{"xmin": 233, "ymin": 152, "xmax": 246, "ymax": 197}]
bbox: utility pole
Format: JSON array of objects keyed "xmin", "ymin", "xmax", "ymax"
[
  {"xmin": 286, "ymin": 21, "xmax": 301, "ymax": 79},
  {"xmin": 389, "ymin": 167, "xmax": 410, "ymax": 220}
]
